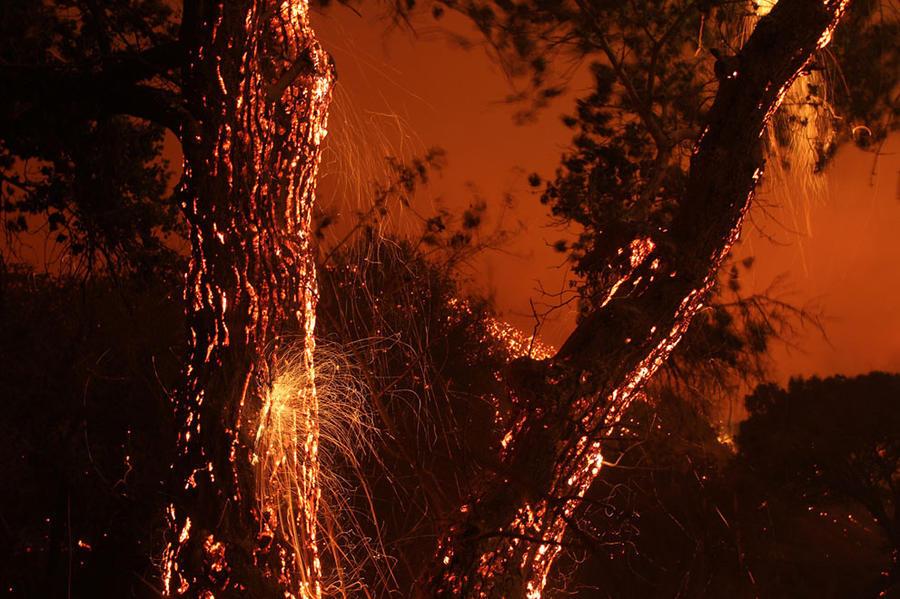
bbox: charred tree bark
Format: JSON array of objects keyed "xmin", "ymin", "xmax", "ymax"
[
  {"xmin": 163, "ymin": 2, "xmax": 333, "ymax": 597},
  {"xmin": 425, "ymin": 0, "xmax": 851, "ymax": 596}
]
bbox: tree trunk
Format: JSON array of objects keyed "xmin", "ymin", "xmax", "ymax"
[
  {"xmin": 425, "ymin": 0, "xmax": 851, "ymax": 596},
  {"xmin": 162, "ymin": 2, "xmax": 333, "ymax": 597}
]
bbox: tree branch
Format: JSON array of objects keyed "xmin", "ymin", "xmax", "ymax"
[
  {"xmin": 557, "ymin": 0, "xmax": 850, "ymax": 365},
  {"xmin": 575, "ymin": 0, "xmax": 670, "ymax": 150},
  {"xmin": 0, "ymin": 41, "xmax": 190, "ymax": 137},
  {"xmin": 428, "ymin": 0, "xmax": 853, "ymax": 594}
]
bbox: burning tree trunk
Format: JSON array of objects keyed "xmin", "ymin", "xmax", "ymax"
[
  {"xmin": 163, "ymin": 2, "xmax": 333, "ymax": 597},
  {"xmin": 153, "ymin": 1, "xmax": 851, "ymax": 597},
  {"xmin": 425, "ymin": 0, "xmax": 851, "ymax": 596}
]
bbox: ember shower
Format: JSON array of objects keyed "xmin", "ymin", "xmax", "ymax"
[
  {"xmin": 1, "ymin": 0, "xmax": 895, "ymax": 597},
  {"xmin": 162, "ymin": 1, "xmax": 851, "ymax": 596}
]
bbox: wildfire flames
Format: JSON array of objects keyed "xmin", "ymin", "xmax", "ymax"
[
  {"xmin": 163, "ymin": 0, "xmax": 334, "ymax": 596},
  {"xmin": 158, "ymin": 0, "xmax": 852, "ymax": 596}
]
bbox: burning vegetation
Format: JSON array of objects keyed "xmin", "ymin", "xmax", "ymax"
[{"xmin": 0, "ymin": 0, "xmax": 898, "ymax": 597}]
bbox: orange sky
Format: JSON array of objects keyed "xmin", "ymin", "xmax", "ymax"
[
  {"xmin": 9, "ymin": 6, "xmax": 894, "ymax": 386},
  {"xmin": 313, "ymin": 6, "xmax": 900, "ymax": 383},
  {"xmin": 314, "ymin": 8, "xmax": 584, "ymax": 344},
  {"xmin": 739, "ymin": 140, "xmax": 900, "ymax": 381}
]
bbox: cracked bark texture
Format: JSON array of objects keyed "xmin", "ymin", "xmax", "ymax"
[{"xmin": 164, "ymin": 2, "xmax": 333, "ymax": 597}]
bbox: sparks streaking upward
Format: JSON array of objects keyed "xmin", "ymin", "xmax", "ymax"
[
  {"xmin": 163, "ymin": 1, "xmax": 333, "ymax": 597},
  {"xmin": 743, "ymin": 0, "xmax": 837, "ymax": 239}
]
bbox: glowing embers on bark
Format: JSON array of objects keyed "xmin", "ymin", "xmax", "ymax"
[
  {"xmin": 253, "ymin": 341, "xmax": 378, "ymax": 596},
  {"xmin": 169, "ymin": 0, "xmax": 335, "ymax": 594},
  {"xmin": 161, "ymin": 507, "xmax": 191, "ymax": 596},
  {"xmin": 433, "ymin": 0, "xmax": 852, "ymax": 594},
  {"xmin": 601, "ymin": 236, "xmax": 657, "ymax": 308}
]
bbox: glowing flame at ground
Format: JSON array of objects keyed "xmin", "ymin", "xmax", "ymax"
[{"xmin": 446, "ymin": 297, "xmax": 555, "ymax": 361}]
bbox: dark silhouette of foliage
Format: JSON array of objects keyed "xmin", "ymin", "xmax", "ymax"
[
  {"xmin": 0, "ymin": 266, "xmax": 182, "ymax": 597},
  {"xmin": 738, "ymin": 372, "xmax": 900, "ymax": 587},
  {"xmin": 0, "ymin": 0, "xmax": 183, "ymax": 277},
  {"xmin": 557, "ymin": 385, "xmax": 895, "ymax": 598}
]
